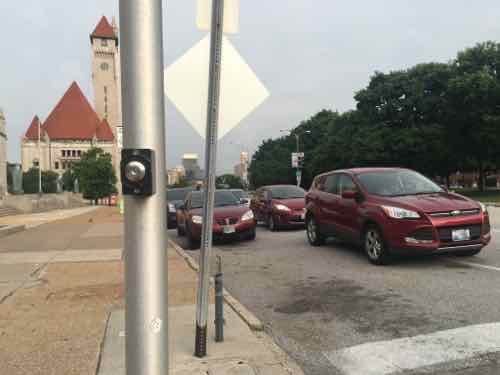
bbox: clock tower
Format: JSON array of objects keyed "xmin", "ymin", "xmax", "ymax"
[{"xmin": 90, "ymin": 16, "xmax": 122, "ymax": 185}]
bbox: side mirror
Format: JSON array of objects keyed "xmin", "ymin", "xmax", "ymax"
[
  {"xmin": 440, "ymin": 185, "xmax": 449, "ymax": 192},
  {"xmin": 240, "ymin": 198, "xmax": 249, "ymax": 204}
]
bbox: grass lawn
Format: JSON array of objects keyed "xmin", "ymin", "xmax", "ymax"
[{"xmin": 456, "ymin": 189, "xmax": 500, "ymax": 203}]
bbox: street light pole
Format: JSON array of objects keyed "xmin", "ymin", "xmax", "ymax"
[
  {"xmin": 195, "ymin": 0, "xmax": 225, "ymax": 358},
  {"xmin": 38, "ymin": 120, "xmax": 42, "ymax": 195},
  {"xmin": 119, "ymin": 0, "xmax": 169, "ymax": 374}
]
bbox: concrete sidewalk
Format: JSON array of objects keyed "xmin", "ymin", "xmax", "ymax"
[{"xmin": 98, "ymin": 242, "xmax": 303, "ymax": 375}]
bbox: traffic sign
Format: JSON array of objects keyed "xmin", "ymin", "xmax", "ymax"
[
  {"xmin": 291, "ymin": 152, "xmax": 304, "ymax": 168},
  {"xmin": 165, "ymin": 36, "xmax": 269, "ymax": 140}
]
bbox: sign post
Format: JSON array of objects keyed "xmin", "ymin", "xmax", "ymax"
[
  {"xmin": 119, "ymin": 0, "xmax": 169, "ymax": 374},
  {"xmin": 195, "ymin": 0, "xmax": 225, "ymax": 358}
]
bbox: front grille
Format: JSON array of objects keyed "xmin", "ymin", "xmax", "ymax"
[
  {"xmin": 409, "ymin": 228, "xmax": 434, "ymax": 241},
  {"xmin": 429, "ymin": 209, "xmax": 480, "ymax": 218},
  {"xmin": 438, "ymin": 225, "xmax": 481, "ymax": 243},
  {"xmin": 216, "ymin": 217, "xmax": 238, "ymax": 225},
  {"xmin": 289, "ymin": 215, "xmax": 305, "ymax": 223}
]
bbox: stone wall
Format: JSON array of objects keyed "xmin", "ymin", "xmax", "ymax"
[{"xmin": 3, "ymin": 192, "xmax": 87, "ymax": 213}]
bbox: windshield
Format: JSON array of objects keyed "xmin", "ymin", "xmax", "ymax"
[
  {"xmin": 190, "ymin": 190, "xmax": 241, "ymax": 209},
  {"xmin": 270, "ymin": 186, "xmax": 306, "ymax": 199},
  {"xmin": 357, "ymin": 170, "xmax": 444, "ymax": 197},
  {"xmin": 230, "ymin": 190, "xmax": 249, "ymax": 200},
  {"xmin": 167, "ymin": 188, "xmax": 193, "ymax": 202}
]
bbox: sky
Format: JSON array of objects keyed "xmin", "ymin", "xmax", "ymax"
[{"xmin": 1, "ymin": 1, "xmax": 500, "ymax": 173}]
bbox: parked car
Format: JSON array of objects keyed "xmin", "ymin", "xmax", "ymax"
[
  {"xmin": 229, "ymin": 189, "xmax": 251, "ymax": 206},
  {"xmin": 305, "ymin": 168, "xmax": 491, "ymax": 265},
  {"xmin": 251, "ymin": 185, "xmax": 306, "ymax": 231},
  {"xmin": 176, "ymin": 190, "xmax": 256, "ymax": 249},
  {"xmin": 167, "ymin": 187, "xmax": 195, "ymax": 229}
]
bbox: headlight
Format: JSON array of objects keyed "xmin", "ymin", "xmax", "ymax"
[
  {"xmin": 168, "ymin": 203, "xmax": 176, "ymax": 212},
  {"xmin": 241, "ymin": 210, "xmax": 254, "ymax": 221},
  {"xmin": 382, "ymin": 206, "xmax": 420, "ymax": 219},
  {"xmin": 192, "ymin": 215, "xmax": 203, "ymax": 224},
  {"xmin": 274, "ymin": 204, "xmax": 291, "ymax": 212},
  {"xmin": 479, "ymin": 202, "xmax": 488, "ymax": 213}
]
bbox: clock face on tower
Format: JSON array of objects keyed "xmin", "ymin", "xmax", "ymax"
[{"xmin": 100, "ymin": 62, "xmax": 109, "ymax": 71}]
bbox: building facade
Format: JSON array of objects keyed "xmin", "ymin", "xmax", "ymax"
[
  {"xmin": 0, "ymin": 109, "xmax": 8, "ymax": 196},
  {"xmin": 21, "ymin": 16, "xmax": 122, "ymax": 184}
]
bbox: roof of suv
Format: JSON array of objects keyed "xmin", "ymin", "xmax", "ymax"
[{"xmin": 317, "ymin": 167, "xmax": 407, "ymax": 177}]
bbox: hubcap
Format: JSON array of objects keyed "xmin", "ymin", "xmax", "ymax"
[
  {"xmin": 366, "ymin": 230, "xmax": 382, "ymax": 259},
  {"xmin": 307, "ymin": 218, "xmax": 317, "ymax": 242}
]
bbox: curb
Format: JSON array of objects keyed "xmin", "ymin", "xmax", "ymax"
[
  {"xmin": 0, "ymin": 224, "xmax": 25, "ymax": 238},
  {"xmin": 169, "ymin": 239, "xmax": 264, "ymax": 332}
]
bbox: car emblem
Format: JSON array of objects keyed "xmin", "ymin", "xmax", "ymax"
[{"xmin": 450, "ymin": 210, "xmax": 461, "ymax": 216}]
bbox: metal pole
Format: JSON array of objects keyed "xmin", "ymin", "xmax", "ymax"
[
  {"xmin": 214, "ymin": 255, "xmax": 224, "ymax": 342},
  {"xmin": 195, "ymin": 0, "xmax": 225, "ymax": 358},
  {"xmin": 38, "ymin": 121, "xmax": 42, "ymax": 195},
  {"xmin": 119, "ymin": 0, "xmax": 169, "ymax": 374}
]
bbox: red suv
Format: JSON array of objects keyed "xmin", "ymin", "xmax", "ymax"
[
  {"xmin": 251, "ymin": 185, "xmax": 306, "ymax": 231},
  {"xmin": 306, "ymin": 168, "xmax": 491, "ymax": 265}
]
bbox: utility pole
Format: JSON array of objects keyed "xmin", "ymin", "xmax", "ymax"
[
  {"xmin": 195, "ymin": 0, "xmax": 225, "ymax": 358},
  {"xmin": 38, "ymin": 120, "xmax": 42, "ymax": 195},
  {"xmin": 119, "ymin": 0, "xmax": 169, "ymax": 374}
]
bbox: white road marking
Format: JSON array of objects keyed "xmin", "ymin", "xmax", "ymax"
[{"xmin": 324, "ymin": 323, "xmax": 500, "ymax": 375}]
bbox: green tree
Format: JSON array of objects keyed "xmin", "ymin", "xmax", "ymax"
[
  {"xmin": 73, "ymin": 148, "xmax": 117, "ymax": 203},
  {"xmin": 216, "ymin": 174, "xmax": 244, "ymax": 189},
  {"xmin": 61, "ymin": 169, "xmax": 76, "ymax": 192},
  {"xmin": 447, "ymin": 41, "xmax": 500, "ymax": 190},
  {"xmin": 22, "ymin": 168, "xmax": 59, "ymax": 194}
]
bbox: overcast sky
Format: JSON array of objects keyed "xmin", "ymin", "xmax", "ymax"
[{"xmin": 1, "ymin": 1, "xmax": 500, "ymax": 173}]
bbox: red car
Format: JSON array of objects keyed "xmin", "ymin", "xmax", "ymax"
[
  {"xmin": 251, "ymin": 185, "xmax": 306, "ymax": 231},
  {"xmin": 306, "ymin": 168, "xmax": 491, "ymax": 265},
  {"xmin": 177, "ymin": 190, "xmax": 257, "ymax": 249}
]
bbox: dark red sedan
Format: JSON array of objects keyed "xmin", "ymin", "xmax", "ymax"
[
  {"xmin": 177, "ymin": 190, "xmax": 256, "ymax": 249},
  {"xmin": 251, "ymin": 185, "xmax": 306, "ymax": 231},
  {"xmin": 306, "ymin": 168, "xmax": 491, "ymax": 265}
]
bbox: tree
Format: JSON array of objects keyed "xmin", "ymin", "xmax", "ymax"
[
  {"xmin": 73, "ymin": 148, "xmax": 117, "ymax": 203},
  {"xmin": 61, "ymin": 169, "xmax": 76, "ymax": 192},
  {"xmin": 447, "ymin": 42, "xmax": 500, "ymax": 190},
  {"xmin": 22, "ymin": 168, "xmax": 59, "ymax": 194},
  {"xmin": 216, "ymin": 174, "xmax": 244, "ymax": 189}
]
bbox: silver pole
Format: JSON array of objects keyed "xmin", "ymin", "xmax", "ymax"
[
  {"xmin": 119, "ymin": 0, "xmax": 169, "ymax": 374},
  {"xmin": 195, "ymin": 0, "xmax": 225, "ymax": 358},
  {"xmin": 38, "ymin": 121, "xmax": 42, "ymax": 194}
]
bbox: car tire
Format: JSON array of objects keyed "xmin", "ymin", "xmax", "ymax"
[
  {"xmin": 269, "ymin": 215, "xmax": 279, "ymax": 232},
  {"xmin": 306, "ymin": 215, "xmax": 325, "ymax": 246},
  {"xmin": 186, "ymin": 226, "xmax": 200, "ymax": 250},
  {"xmin": 455, "ymin": 248, "xmax": 482, "ymax": 257},
  {"xmin": 177, "ymin": 224, "xmax": 185, "ymax": 237},
  {"xmin": 364, "ymin": 225, "xmax": 391, "ymax": 265}
]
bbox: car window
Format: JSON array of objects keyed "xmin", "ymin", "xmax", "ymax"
[
  {"xmin": 314, "ymin": 176, "xmax": 326, "ymax": 191},
  {"xmin": 269, "ymin": 186, "xmax": 305, "ymax": 199},
  {"xmin": 339, "ymin": 174, "xmax": 357, "ymax": 195},
  {"xmin": 189, "ymin": 190, "xmax": 241, "ymax": 209},
  {"xmin": 324, "ymin": 174, "xmax": 339, "ymax": 195}
]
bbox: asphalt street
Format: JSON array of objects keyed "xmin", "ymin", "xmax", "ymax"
[{"xmin": 171, "ymin": 207, "xmax": 500, "ymax": 375}]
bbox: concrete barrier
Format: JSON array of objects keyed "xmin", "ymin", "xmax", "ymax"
[{"xmin": 3, "ymin": 192, "xmax": 87, "ymax": 213}]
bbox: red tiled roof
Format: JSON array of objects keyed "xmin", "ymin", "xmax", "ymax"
[
  {"xmin": 42, "ymin": 82, "xmax": 102, "ymax": 141},
  {"xmin": 96, "ymin": 119, "xmax": 115, "ymax": 141},
  {"xmin": 91, "ymin": 16, "xmax": 116, "ymax": 39},
  {"xmin": 24, "ymin": 115, "xmax": 42, "ymax": 140}
]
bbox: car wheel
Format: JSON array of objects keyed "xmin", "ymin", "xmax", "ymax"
[
  {"xmin": 177, "ymin": 224, "xmax": 185, "ymax": 237},
  {"xmin": 364, "ymin": 225, "xmax": 391, "ymax": 265},
  {"xmin": 186, "ymin": 226, "xmax": 200, "ymax": 250},
  {"xmin": 306, "ymin": 215, "xmax": 325, "ymax": 246},
  {"xmin": 455, "ymin": 248, "xmax": 482, "ymax": 257},
  {"xmin": 269, "ymin": 215, "xmax": 279, "ymax": 232}
]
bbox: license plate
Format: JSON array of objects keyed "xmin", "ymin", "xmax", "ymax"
[
  {"xmin": 452, "ymin": 229, "xmax": 470, "ymax": 242},
  {"xmin": 223, "ymin": 225, "xmax": 236, "ymax": 234}
]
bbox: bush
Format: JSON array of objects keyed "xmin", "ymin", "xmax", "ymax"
[{"xmin": 22, "ymin": 168, "xmax": 59, "ymax": 194}]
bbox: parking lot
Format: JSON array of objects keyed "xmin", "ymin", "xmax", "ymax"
[{"xmin": 171, "ymin": 206, "xmax": 500, "ymax": 375}]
